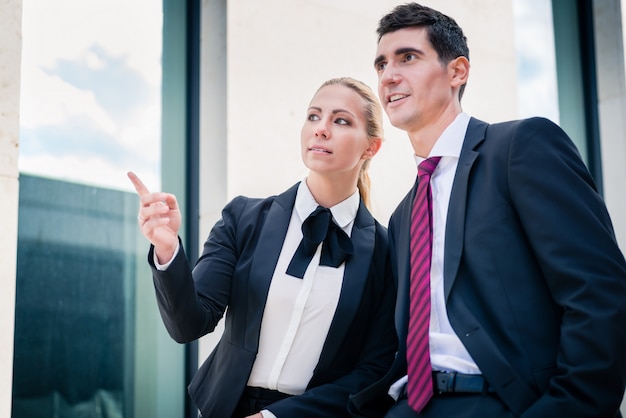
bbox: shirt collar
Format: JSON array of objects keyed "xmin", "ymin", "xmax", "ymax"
[
  {"xmin": 295, "ymin": 179, "xmax": 360, "ymax": 229},
  {"xmin": 414, "ymin": 112, "xmax": 470, "ymax": 166}
]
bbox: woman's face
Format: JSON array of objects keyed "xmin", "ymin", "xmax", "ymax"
[{"xmin": 301, "ymin": 84, "xmax": 373, "ymax": 178}]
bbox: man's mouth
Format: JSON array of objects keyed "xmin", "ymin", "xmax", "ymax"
[{"xmin": 389, "ymin": 93, "xmax": 408, "ymax": 103}]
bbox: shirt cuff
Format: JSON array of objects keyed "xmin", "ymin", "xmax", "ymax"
[
  {"xmin": 388, "ymin": 375, "xmax": 408, "ymax": 401},
  {"xmin": 261, "ymin": 410, "xmax": 277, "ymax": 418},
  {"xmin": 154, "ymin": 241, "xmax": 180, "ymax": 270}
]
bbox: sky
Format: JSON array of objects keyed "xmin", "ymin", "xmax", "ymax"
[
  {"xmin": 19, "ymin": 0, "xmax": 163, "ymax": 192},
  {"xmin": 18, "ymin": 0, "xmax": 559, "ymax": 193},
  {"xmin": 512, "ymin": 0, "xmax": 559, "ymax": 123}
]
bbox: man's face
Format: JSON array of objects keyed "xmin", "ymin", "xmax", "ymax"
[{"xmin": 374, "ymin": 27, "xmax": 455, "ymax": 134}]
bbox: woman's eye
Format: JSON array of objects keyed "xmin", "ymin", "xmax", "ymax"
[
  {"xmin": 308, "ymin": 114, "xmax": 320, "ymax": 121},
  {"xmin": 335, "ymin": 118, "xmax": 349, "ymax": 126}
]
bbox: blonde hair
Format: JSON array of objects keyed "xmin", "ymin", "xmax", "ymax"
[{"xmin": 315, "ymin": 77, "xmax": 384, "ymax": 209}]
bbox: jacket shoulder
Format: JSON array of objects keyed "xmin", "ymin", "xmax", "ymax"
[{"xmin": 222, "ymin": 182, "xmax": 298, "ymax": 222}]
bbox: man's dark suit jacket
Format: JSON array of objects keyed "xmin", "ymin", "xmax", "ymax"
[
  {"xmin": 350, "ymin": 117, "xmax": 626, "ymax": 417},
  {"xmin": 148, "ymin": 183, "xmax": 397, "ymax": 418}
]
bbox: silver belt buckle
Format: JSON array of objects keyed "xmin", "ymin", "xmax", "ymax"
[{"xmin": 434, "ymin": 371, "xmax": 457, "ymax": 393}]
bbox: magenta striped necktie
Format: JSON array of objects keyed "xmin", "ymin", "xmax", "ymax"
[{"xmin": 407, "ymin": 156, "xmax": 441, "ymax": 413}]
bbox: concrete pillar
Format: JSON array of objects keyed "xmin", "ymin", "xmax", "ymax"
[
  {"xmin": 0, "ymin": 0, "xmax": 23, "ymax": 415},
  {"xmin": 594, "ymin": 0, "xmax": 626, "ymax": 252}
]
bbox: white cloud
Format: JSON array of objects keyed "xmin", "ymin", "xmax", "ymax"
[
  {"xmin": 117, "ymin": 99, "xmax": 162, "ymax": 159},
  {"xmin": 512, "ymin": 0, "xmax": 560, "ymax": 122},
  {"xmin": 19, "ymin": 0, "xmax": 162, "ymax": 190},
  {"xmin": 20, "ymin": 66, "xmax": 117, "ymax": 133},
  {"xmin": 21, "ymin": 0, "xmax": 162, "ymax": 85}
]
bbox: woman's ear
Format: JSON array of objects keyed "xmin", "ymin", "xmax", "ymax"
[{"xmin": 363, "ymin": 137, "xmax": 383, "ymax": 159}]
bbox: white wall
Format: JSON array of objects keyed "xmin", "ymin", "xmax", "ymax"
[
  {"xmin": 0, "ymin": 0, "xmax": 22, "ymax": 415},
  {"xmin": 223, "ymin": 0, "xmax": 518, "ymax": 226},
  {"xmin": 198, "ymin": 0, "xmax": 519, "ymax": 371}
]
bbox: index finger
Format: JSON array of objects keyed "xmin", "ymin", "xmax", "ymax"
[{"xmin": 127, "ymin": 171, "xmax": 150, "ymax": 196}]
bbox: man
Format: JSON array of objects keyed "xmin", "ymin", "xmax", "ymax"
[{"xmin": 349, "ymin": 3, "xmax": 626, "ymax": 417}]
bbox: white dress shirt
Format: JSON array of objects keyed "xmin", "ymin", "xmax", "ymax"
[
  {"xmin": 389, "ymin": 112, "xmax": 480, "ymax": 399},
  {"xmin": 156, "ymin": 180, "xmax": 359, "ymax": 417},
  {"xmin": 248, "ymin": 180, "xmax": 359, "ymax": 393},
  {"xmin": 425, "ymin": 112, "xmax": 480, "ymax": 374}
]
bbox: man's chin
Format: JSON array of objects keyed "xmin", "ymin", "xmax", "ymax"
[{"xmin": 386, "ymin": 114, "xmax": 412, "ymax": 131}]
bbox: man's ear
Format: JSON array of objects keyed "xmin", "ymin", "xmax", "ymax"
[{"xmin": 449, "ymin": 56, "xmax": 469, "ymax": 89}]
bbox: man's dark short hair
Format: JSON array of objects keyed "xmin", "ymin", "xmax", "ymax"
[{"xmin": 377, "ymin": 3, "xmax": 470, "ymax": 98}]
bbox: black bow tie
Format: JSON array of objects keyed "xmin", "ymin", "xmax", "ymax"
[{"xmin": 286, "ymin": 206, "xmax": 354, "ymax": 279}]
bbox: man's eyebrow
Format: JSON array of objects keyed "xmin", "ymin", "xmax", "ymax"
[
  {"xmin": 374, "ymin": 47, "xmax": 425, "ymax": 67},
  {"xmin": 374, "ymin": 54, "xmax": 386, "ymax": 67},
  {"xmin": 396, "ymin": 47, "xmax": 423, "ymax": 56}
]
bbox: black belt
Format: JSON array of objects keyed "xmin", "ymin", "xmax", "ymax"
[
  {"xmin": 433, "ymin": 371, "xmax": 495, "ymax": 394},
  {"xmin": 241, "ymin": 386, "xmax": 292, "ymax": 403},
  {"xmin": 400, "ymin": 372, "xmax": 495, "ymax": 398}
]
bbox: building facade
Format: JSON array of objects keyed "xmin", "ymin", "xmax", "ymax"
[{"xmin": 1, "ymin": 0, "xmax": 625, "ymax": 416}]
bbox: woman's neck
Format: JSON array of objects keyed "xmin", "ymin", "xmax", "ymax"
[{"xmin": 305, "ymin": 172, "xmax": 358, "ymax": 208}]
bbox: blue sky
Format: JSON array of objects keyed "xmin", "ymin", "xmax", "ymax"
[
  {"xmin": 512, "ymin": 0, "xmax": 559, "ymax": 122},
  {"xmin": 19, "ymin": 0, "xmax": 162, "ymax": 191}
]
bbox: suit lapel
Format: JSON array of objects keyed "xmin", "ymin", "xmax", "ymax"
[
  {"xmin": 245, "ymin": 188, "xmax": 377, "ymax": 364},
  {"xmin": 316, "ymin": 201, "xmax": 376, "ymax": 368},
  {"xmin": 395, "ymin": 184, "xmax": 418, "ymax": 344},
  {"xmin": 245, "ymin": 184, "xmax": 298, "ymax": 347},
  {"xmin": 443, "ymin": 120, "xmax": 539, "ymax": 415},
  {"xmin": 443, "ymin": 118, "xmax": 487, "ymax": 301}
]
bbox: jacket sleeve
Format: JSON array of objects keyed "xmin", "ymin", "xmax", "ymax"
[
  {"xmin": 149, "ymin": 196, "xmax": 247, "ymax": 343},
  {"xmin": 506, "ymin": 118, "xmax": 626, "ymax": 418}
]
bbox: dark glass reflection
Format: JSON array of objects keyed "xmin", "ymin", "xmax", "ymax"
[{"xmin": 13, "ymin": 174, "xmax": 139, "ymax": 418}]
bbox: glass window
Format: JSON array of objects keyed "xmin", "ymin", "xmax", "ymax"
[
  {"xmin": 18, "ymin": 0, "xmax": 161, "ymax": 190},
  {"xmin": 13, "ymin": 1, "xmax": 185, "ymax": 417},
  {"xmin": 513, "ymin": 0, "xmax": 560, "ymax": 123}
]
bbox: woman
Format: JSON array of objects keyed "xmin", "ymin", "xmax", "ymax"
[{"xmin": 128, "ymin": 77, "xmax": 397, "ymax": 418}]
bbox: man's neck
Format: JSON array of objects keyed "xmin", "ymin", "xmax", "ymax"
[{"xmin": 408, "ymin": 108, "xmax": 462, "ymax": 157}]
